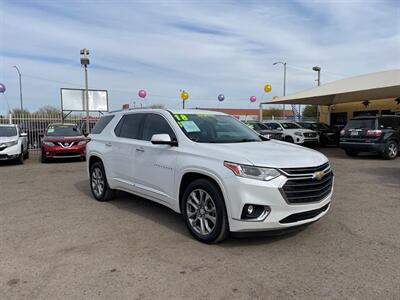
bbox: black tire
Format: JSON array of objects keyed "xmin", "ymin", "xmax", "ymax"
[
  {"xmin": 90, "ymin": 161, "xmax": 115, "ymax": 202},
  {"xmin": 285, "ymin": 136, "xmax": 294, "ymax": 143},
  {"xmin": 24, "ymin": 150, "xmax": 29, "ymax": 159},
  {"xmin": 382, "ymin": 140, "xmax": 398, "ymax": 160},
  {"xmin": 345, "ymin": 149, "xmax": 358, "ymax": 157},
  {"xmin": 182, "ymin": 178, "xmax": 229, "ymax": 244},
  {"xmin": 41, "ymin": 152, "xmax": 48, "ymax": 163},
  {"xmin": 17, "ymin": 152, "xmax": 24, "ymax": 165}
]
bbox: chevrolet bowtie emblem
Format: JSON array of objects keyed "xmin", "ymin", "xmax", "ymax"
[{"xmin": 313, "ymin": 171, "xmax": 325, "ymax": 181}]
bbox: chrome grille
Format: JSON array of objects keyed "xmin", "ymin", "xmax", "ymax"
[{"xmin": 280, "ymin": 163, "xmax": 333, "ymax": 204}]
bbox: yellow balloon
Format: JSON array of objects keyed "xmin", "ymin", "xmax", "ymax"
[
  {"xmin": 264, "ymin": 84, "xmax": 272, "ymax": 93},
  {"xmin": 181, "ymin": 91, "xmax": 189, "ymax": 101},
  {"xmin": 272, "ymin": 96, "xmax": 279, "ymax": 100}
]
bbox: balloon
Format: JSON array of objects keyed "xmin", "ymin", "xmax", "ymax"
[
  {"xmin": 264, "ymin": 84, "xmax": 272, "ymax": 93},
  {"xmin": 0, "ymin": 83, "xmax": 5, "ymax": 94},
  {"xmin": 181, "ymin": 91, "xmax": 189, "ymax": 101},
  {"xmin": 218, "ymin": 94, "xmax": 225, "ymax": 102},
  {"xmin": 272, "ymin": 96, "xmax": 279, "ymax": 100},
  {"xmin": 249, "ymin": 96, "xmax": 257, "ymax": 102},
  {"xmin": 138, "ymin": 89, "xmax": 147, "ymax": 98}
]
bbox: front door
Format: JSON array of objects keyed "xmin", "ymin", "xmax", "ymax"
[{"xmin": 133, "ymin": 113, "xmax": 178, "ymax": 205}]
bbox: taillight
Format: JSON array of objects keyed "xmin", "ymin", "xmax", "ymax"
[{"xmin": 366, "ymin": 130, "xmax": 382, "ymax": 137}]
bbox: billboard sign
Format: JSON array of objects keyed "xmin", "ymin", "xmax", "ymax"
[{"xmin": 61, "ymin": 88, "xmax": 108, "ymax": 112}]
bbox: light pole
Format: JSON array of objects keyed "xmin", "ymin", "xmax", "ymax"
[
  {"xmin": 312, "ymin": 66, "xmax": 321, "ymax": 121},
  {"xmin": 13, "ymin": 65, "xmax": 23, "ymax": 111},
  {"xmin": 80, "ymin": 48, "xmax": 90, "ymax": 134},
  {"xmin": 273, "ymin": 61, "xmax": 286, "ymax": 119}
]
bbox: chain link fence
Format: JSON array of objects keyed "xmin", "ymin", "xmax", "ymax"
[{"xmin": 0, "ymin": 114, "xmax": 98, "ymax": 155}]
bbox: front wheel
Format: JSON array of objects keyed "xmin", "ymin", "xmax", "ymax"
[
  {"xmin": 90, "ymin": 161, "xmax": 115, "ymax": 201},
  {"xmin": 285, "ymin": 136, "xmax": 294, "ymax": 143},
  {"xmin": 382, "ymin": 141, "xmax": 398, "ymax": 160},
  {"xmin": 182, "ymin": 179, "xmax": 229, "ymax": 244}
]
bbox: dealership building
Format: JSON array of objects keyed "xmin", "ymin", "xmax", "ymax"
[{"xmin": 261, "ymin": 69, "xmax": 400, "ymax": 127}]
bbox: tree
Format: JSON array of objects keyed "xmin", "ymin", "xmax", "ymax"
[
  {"xmin": 11, "ymin": 108, "xmax": 30, "ymax": 116},
  {"xmin": 302, "ymin": 105, "xmax": 317, "ymax": 118},
  {"xmin": 36, "ymin": 105, "xmax": 61, "ymax": 115}
]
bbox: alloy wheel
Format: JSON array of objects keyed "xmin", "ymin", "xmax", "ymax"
[
  {"xmin": 91, "ymin": 167, "xmax": 105, "ymax": 197},
  {"xmin": 186, "ymin": 189, "xmax": 217, "ymax": 236},
  {"xmin": 388, "ymin": 143, "xmax": 398, "ymax": 158}
]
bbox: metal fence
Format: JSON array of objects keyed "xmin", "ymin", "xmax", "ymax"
[{"xmin": 0, "ymin": 114, "xmax": 98, "ymax": 155}]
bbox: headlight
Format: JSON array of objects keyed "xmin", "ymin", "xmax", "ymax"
[
  {"xmin": 224, "ymin": 162, "xmax": 281, "ymax": 181},
  {"xmin": 294, "ymin": 132, "xmax": 303, "ymax": 136},
  {"xmin": 5, "ymin": 140, "xmax": 18, "ymax": 147},
  {"xmin": 43, "ymin": 141, "xmax": 55, "ymax": 146}
]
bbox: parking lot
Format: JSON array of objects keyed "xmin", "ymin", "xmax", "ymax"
[{"xmin": 1, "ymin": 148, "xmax": 399, "ymax": 299}]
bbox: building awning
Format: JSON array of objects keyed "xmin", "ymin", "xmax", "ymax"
[{"xmin": 261, "ymin": 69, "xmax": 400, "ymax": 105}]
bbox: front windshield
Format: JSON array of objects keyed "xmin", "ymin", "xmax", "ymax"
[
  {"xmin": 281, "ymin": 122, "xmax": 301, "ymax": 129},
  {"xmin": 173, "ymin": 114, "xmax": 262, "ymax": 143},
  {"xmin": 0, "ymin": 127, "xmax": 17, "ymax": 137},
  {"xmin": 47, "ymin": 125, "xmax": 81, "ymax": 137},
  {"xmin": 246, "ymin": 122, "xmax": 268, "ymax": 131}
]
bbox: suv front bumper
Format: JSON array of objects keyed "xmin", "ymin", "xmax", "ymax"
[
  {"xmin": 0, "ymin": 144, "xmax": 21, "ymax": 160},
  {"xmin": 223, "ymin": 175, "xmax": 333, "ymax": 232}
]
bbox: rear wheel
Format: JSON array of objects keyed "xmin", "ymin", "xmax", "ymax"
[
  {"xmin": 182, "ymin": 179, "xmax": 229, "ymax": 244},
  {"xmin": 90, "ymin": 161, "xmax": 115, "ymax": 201},
  {"xmin": 345, "ymin": 149, "xmax": 358, "ymax": 157},
  {"xmin": 382, "ymin": 140, "xmax": 398, "ymax": 160}
]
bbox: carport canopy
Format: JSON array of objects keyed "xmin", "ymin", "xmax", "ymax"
[{"xmin": 261, "ymin": 69, "xmax": 400, "ymax": 106}]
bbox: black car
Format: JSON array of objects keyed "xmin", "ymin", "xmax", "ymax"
[
  {"xmin": 244, "ymin": 121, "xmax": 284, "ymax": 140},
  {"xmin": 297, "ymin": 121, "xmax": 339, "ymax": 146},
  {"xmin": 340, "ymin": 115, "xmax": 399, "ymax": 159}
]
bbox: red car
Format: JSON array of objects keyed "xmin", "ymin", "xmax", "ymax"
[{"xmin": 41, "ymin": 123, "xmax": 88, "ymax": 162}]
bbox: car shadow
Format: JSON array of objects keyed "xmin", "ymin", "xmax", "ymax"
[{"xmin": 74, "ymin": 179, "xmax": 309, "ymax": 246}]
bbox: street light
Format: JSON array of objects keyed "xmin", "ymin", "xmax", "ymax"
[
  {"xmin": 80, "ymin": 48, "xmax": 90, "ymax": 134},
  {"xmin": 273, "ymin": 61, "xmax": 286, "ymax": 119},
  {"xmin": 13, "ymin": 65, "xmax": 23, "ymax": 111},
  {"xmin": 312, "ymin": 66, "xmax": 321, "ymax": 121}
]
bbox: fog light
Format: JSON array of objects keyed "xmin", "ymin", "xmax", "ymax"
[{"xmin": 241, "ymin": 204, "xmax": 270, "ymax": 221}]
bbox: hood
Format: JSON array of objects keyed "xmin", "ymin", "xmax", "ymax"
[
  {"xmin": 285, "ymin": 128, "xmax": 315, "ymax": 133},
  {"xmin": 0, "ymin": 136, "xmax": 18, "ymax": 144},
  {"xmin": 202, "ymin": 140, "xmax": 327, "ymax": 169}
]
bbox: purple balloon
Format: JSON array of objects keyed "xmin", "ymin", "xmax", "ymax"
[
  {"xmin": 249, "ymin": 96, "xmax": 256, "ymax": 102},
  {"xmin": 218, "ymin": 94, "xmax": 225, "ymax": 102},
  {"xmin": 0, "ymin": 83, "xmax": 5, "ymax": 94},
  {"xmin": 138, "ymin": 89, "xmax": 147, "ymax": 99}
]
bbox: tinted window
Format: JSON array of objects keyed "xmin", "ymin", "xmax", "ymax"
[
  {"xmin": 142, "ymin": 114, "xmax": 176, "ymax": 141},
  {"xmin": 172, "ymin": 114, "xmax": 261, "ymax": 143},
  {"xmin": 345, "ymin": 119, "xmax": 376, "ymax": 129},
  {"xmin": 0, "ymin": 127, "xmax": 17, "ymax": 137},
  {"xmin": 117, "ymin": 114, "xmax": 145, "ymax": 139},
  {"xmin": 91, "ymin": 115, "xmax": 114, "ymax": 134},
  {"xmin": 379, "ymin": 117, "xmax": 399, "ymax": 129},
  {"xmin": 266, "ymin": 123, "xmax": 279, "ymax": 130},
  {"xmin": 246, "ymin": 122, "xmax": 267, "ymax": 131},
  {"xmin": 47, "ymin": 125, "xmax": 81, "ymax": 136},
  {"xmin": 298, "ymin": 122, "xmax": 313, "ymax": 129}
]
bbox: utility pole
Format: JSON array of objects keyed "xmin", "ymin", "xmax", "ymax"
[
  {"xmin": 312, "ymin": 66, "xmax": 321, "ymax": 121},
  {"xmin": 13, "ymin": 66, "xmax": 23, "ymax": 111},
  {"xmin": 80, "ymin": 48, "xmax": 90, "ymax": 135},
  {"xmin": 273, "ymin": 61, "xmax": 286, "ymax": 119}
]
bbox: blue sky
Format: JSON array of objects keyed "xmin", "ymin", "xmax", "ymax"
[{"xmin": 0, "ymin": 0, "xmax": 399, "ymax": 113}]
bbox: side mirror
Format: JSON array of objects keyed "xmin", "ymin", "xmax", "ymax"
[
  {"xmin": 277, "ymin": 127, "xmax": 283, "ymax": 131},
  {"xmin": 20, "ymin": 132, "xmax": 27, "ymax": 137},
  {"xmin": 151, "ymin": 134, "xmax": 178, "ymax": 146}
]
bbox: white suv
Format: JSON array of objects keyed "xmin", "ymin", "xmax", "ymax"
[
  {"xmin": 265, "ymin": 120, "xmax": 319, "ymax": 145},
  {"xmin": 87, "ymin": 109, "xmax": 333, "ymax": 243},
  {"xmin": 0, "ymin": 124, "xmax": 29, "ymax": 164}
]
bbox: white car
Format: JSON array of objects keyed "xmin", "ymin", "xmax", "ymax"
[
  {"xmin": 87, "ymin": 109, "xmax": 333, "ymax": 243},
  {"xmin": 264, "ymin": 120, "xmax": 319, "ymax": 145},
  {"xmin": 0, "ymin": 124, "xmax": 29, "ymax": 164}
]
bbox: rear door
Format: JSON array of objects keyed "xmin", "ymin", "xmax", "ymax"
[
  {"xmin": 132, "ymin": 113, "xmax": 178, "ymax": 205},
  {"xmin": 108, "ymin": 113, "xmax": 145, "ymax": 189}
]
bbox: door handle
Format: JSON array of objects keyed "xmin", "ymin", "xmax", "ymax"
[
  {"xmin": 105, "ymin": 142, "xmax": 112, "ymax": 147},
  {"xmin": 136, "ymin": 148, "xmax": 145, "ymax": 152}
]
